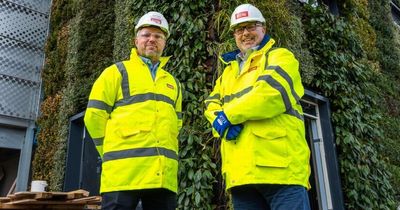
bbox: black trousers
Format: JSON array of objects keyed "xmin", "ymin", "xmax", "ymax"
[{"xmin": 101, "ymin": 188, "xmax": 177, "ymax": 210}]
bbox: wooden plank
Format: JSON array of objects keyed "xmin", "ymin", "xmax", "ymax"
[
  {"xmin": 0, "ymin": 198, "xmax": 11, "ymax": 204},
  {"xmin": 6, "ymin": 199, "xmax": 90, "ymax": 205},
  {"xmin": 66, "ymin": 190, "xmax": 89, "ymax": 200},
  {"xmin": 10, "ymin": 192, "xmax": 53, "ymax": 200},
  {"xmin": 68, "ymin": 190, "xmax": 89, "ymax": 197},
  {"xmin": 0, "ymin": 203, "xmax": 45, "ymax": 209},
  {"xmin": 68, "ymin": 196, "xmax": 101, "ymax": 204},
  {"xmin": 0, "ymin": 189, "xmax": 92, "ymax": 209},
  {"xmin": 42, "ymin": 192, "xmax": 68, "ymax": 199},
  {"xmin": 0, "ymin": 203, "xmax": 85, "ymax": 209},
  {"xmin": 12, "ymin": 192, "xmax": 37, "ymax": 199},
  {"xmin": 5, "ymin": 199, "xmax": 37, "ymax": 205},
  {"xmin": 85, "ymin": 204, "xmax": 101, "ymax": 210},
  {"xmin": 11, "ymin": 191, "xmax": 87, "ymax": 201},
  {"xmin": 34, "ymin": 192, "xmax": 54, "ymax": 200}
]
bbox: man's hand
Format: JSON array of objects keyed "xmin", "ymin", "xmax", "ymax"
[
  {"xmin": 225, "ymin": 124, "xmax": 243, "ymax": 140},
  {"xmin": 212, "ymin": 112, "xmax": 231, "ymax": 137}
]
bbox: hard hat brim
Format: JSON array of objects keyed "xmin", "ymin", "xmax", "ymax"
[
  {"xmin": 135, "ymin": 24, "xmax": 169, "ymax": 37},
  {"xmin": 230, "ymin": 20, "xmax": 265, "ymax": 30}
]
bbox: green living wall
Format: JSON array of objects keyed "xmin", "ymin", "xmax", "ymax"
[{"xmin": 33, "ymin": 0, "xmax": 399, "ymax": 209}]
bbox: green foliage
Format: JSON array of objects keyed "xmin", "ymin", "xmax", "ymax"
[
  {"xmin": 285, "ymin": 0, "xmax": 317, "ymax": 85},
  {"xmin": 303, "ymin": 5, "xmax": 396, "ymax": 209},
  {"xmin": 162, "ymin": 1, "xmax": 218, "ymax": 208},
  {"xmin": 389, "ymin": 164, "xmax": 400, "ymax": 203},
  {"xmin": 42, "ymin": 0, "xmax": 74, "ymax": 97},
  {"xmin": 376, "ymin": 75, "xmax": 400, "ymax": 166},
  {"xmin": 339, "ymin": 0, "xmax": 400, "ymax": 205},
  {"xmin": 35, "ymin": 0, "xmax": 72, "ymax": 190},
  {"xmin": 367, "ymin": 1, "xmax": 400, "ymax": 204},
  {"xmin": 113, "ymin": 0, "xmax": 134, "ymax": 61},
  {"xmin": 368, "ymin": 0, "xmax": 400, "ymax": 79},
  {"xmin": 32, "ymin": 94, "xmax": 62, "ymax": 188}
]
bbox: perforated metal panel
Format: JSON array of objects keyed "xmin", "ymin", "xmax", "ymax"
[
  {"xmin": 0, "ymin": 1, "xmax": 49, "ymax": 47},
  {"xmin": 0, "ymin": 36, "xmax": 42, "ymax": 82},
  {"xmin": 0, "ymin": 0, "xmax": 51, "ymax": 120},
  {"xmin": 6, "ymin": 0, "xmax": 51, "ymax": 15}
]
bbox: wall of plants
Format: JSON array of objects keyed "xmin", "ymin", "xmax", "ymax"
[{"xmin": 33, "ymin": 0, "xmax": 399, "ymax": 209}]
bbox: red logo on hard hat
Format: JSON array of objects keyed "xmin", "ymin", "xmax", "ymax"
[
  {"xmin": 151, "ymin": 18, "xmax": 162, "ymax": 24},
  {"xmin": 235, "ymin": 11, "xmax": 249, "ymax": 19}
]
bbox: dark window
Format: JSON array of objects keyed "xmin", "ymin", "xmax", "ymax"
[
  {"xmin": 391, "ymin": 1, "xmax": 400, "ymax": 27},
  {"xmin": 301, "ymin": 90, "xmax": 345, "ymax": 210}
]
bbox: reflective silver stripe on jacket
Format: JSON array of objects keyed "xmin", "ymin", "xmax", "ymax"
[
  {"xmin": 266, "ymin": 65, "xmax": 301, "ymax": 103},
  {"xmin": 115, "ymin": 62, "xmax": 177, "ymax": 109},
  {"xmin": 285, "ymin": 107, "xmax": 304, "ymax": 121},
  {"xmin": 223, "ymin": 86, "xmax": 252, "ymax": 104},
  {"xmin": 205, "ymin": 93, "xmax": 221, "ymax": 108},
  {"xmin": 103, "ymin": 147, "xmax": 178, "ymax": 162},
  {"xmin": 257, "ymin": 74, "xmax": 303, "ymax": 121},
  {"xmin": 116, "ymin": 62, "xmax": 130, "ymax": 99},
  {"xmin": 114, "ymin": 93, "xmax": 175, "ymax": 108},
  {"xmin": 206, "ymin": 93, "xmax": 220, "ymax": 101},
  {"xmin": 87, "ymin": 100, "xmax": 113, "ymax": 114}
]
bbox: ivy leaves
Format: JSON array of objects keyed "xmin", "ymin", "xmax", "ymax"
[{"xmin": 303, "ymin": 5, "xmax": 395, "ymax": 209}]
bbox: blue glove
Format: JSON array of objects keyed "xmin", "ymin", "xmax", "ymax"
[
  {"xmin": 225, "ymin": 124, "xmax": 243, "ymax": 140},
  {"xmin": 212, "ymin": 112, "xmax": 231, "ymax": 137}
]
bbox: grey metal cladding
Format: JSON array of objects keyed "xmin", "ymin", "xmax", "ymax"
[
  {"xmin": 0, "ymin": 0, "xmax": 50, "ymax": 120},
  {"xmin": 6, "ymin": 0, "xmax": 51, "ymax": 15},
  {"xmin": 0, "ymin": 0, "xmax": 49, "ymax": 48},
  {"xmin": 0, "ymin": 74, "xmax": 39, "ymax": 119},
  {"xmin": 0, "ymin": 36, "xmax": 43, "ymax": 82}
]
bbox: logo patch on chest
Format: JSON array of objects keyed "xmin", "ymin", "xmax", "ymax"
[
  {"xmin": 167, "ymin": 83, "xmax": 175, "ymax": 90},
  {"xmin": 248, "ymin": 66, "xmax": 258, "ymax": 72}
]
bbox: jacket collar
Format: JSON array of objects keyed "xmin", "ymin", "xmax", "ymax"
[
  {"xmin": 130, "ymin": 48, "xmax": 170, "ymax": 68},
  {"xmin": 220, "ymin": 35, "xmax": 271, "ymax": 64}
]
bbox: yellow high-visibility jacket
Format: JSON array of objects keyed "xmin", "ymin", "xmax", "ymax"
[
  {"xmin": 205, "ymin": 36, "xmax": 310, "ymax": 190},
  {"xmin": 84, "ymin": 48, "xmax": 182, "ymax": 193}
]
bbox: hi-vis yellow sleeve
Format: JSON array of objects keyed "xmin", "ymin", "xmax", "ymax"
[{"xmin": 84, "ymin": 65, "xmax": 121, "ymax": 157}]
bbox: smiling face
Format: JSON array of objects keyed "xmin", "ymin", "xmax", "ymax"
[
  {"xmin": 233, "ymin": 22, "xmax": 266, "ymax": 53},
  {"xmin": 134, "ymin": 26, "xmax": 166, "ymax": 63}
]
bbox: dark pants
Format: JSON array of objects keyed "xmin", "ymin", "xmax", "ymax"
[
  {"xmin": 231, "ymin": 184, "xmax": 311, "ymax": 210},
  {"xmin": 101, "ymin": 188, "xmax": 176, "ymax": 210}
]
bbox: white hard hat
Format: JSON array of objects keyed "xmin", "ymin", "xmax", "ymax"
[
  {"xmin": 230, "ymin": 4, "xmax": 265, "ymax": 29},
  {"xmin": 135, "ymin": 11, "xmax": 169, "ymax": 37}
]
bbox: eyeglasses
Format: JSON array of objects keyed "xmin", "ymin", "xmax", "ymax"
[
  {"xmin": 233, "ymin": 23, "xmax": 263, "ymax": 35},
  {"xmin": 138, "ymin": 32, "xmax": 166, "ymax": 41}
]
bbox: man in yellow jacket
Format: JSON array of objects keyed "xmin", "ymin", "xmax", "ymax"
[
  {"xmin": 205, "ymin": 4, "xmax": 311, "ymax": 210},
  {"xmin": 84, "ymin": 11, "xmax": 182, "ymax": 210}
]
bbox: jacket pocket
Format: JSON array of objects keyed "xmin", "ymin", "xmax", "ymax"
[
  {"xmin": 252, "ymin": 126, "xmax": 289, "ymax": 168},
  {"xmin": 117, "ymin": 123, "xmax": 151, "ymax": 138}
]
